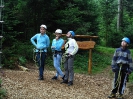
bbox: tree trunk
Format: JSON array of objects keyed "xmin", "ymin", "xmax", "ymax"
[{"xmin": 117, "ymin": 0, "xmax": 123, "ymax": 32}]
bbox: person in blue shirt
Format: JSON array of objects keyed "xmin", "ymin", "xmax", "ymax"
[
  {"xmin": 30, "ymin": 24, "xmax": 50, "ymax": 80},
  {"xmin": 51, "ymin": 29, "xmax": 65, "ymax": 80},
  {"xmin": 108, "ymin": 37, "xmax": 133, "ymax": 99}
]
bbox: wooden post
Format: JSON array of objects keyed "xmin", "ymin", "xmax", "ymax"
[
  {"xmin": 89, "ymin": 49, "xmax": 92, "ymax": 74},
  {"xmin": 88, "ymin": 38, "xmax": 92, "ymax": 74}
]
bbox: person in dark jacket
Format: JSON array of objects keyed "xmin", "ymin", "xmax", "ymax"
[{"xmin": 108, "ymin": 37, "xmax": 133, "ymax": 99}]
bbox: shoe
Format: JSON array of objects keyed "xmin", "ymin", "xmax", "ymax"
[
  {"xmin": 108, "ymin": 93, "xmax": 116, "ymax": 98},
  {"xmin": 60, "ymin": 80, "xmax": 68, "ymax": 84},
  {"xmin": 117, "ymin": 94, "xmax": 123, "ymax": 99},
  {"xmin": 68, "ymin": 81, "xmax": 73, "ymax": 86},
  {"xmin": 38, "ymin": 77, "xmax": 44, "ymax": 80},
  {"xmin": 62, "ymin": 75, "xmax": 65, "ymax": 80},
  {"xmin": 52, "ymin": 76, "xmax": 57, "ymax": 80}
]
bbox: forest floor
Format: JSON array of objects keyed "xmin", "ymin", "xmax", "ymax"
[{"xmin": 0, "ymin": 64, "xmax": 133, "ymax": 99}]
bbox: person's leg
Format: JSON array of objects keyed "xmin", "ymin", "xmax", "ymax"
[
  {"xmin": 119, "ymin": 71, "xmax": 127, "ymax": 95},
  {"xmin": 38, "ymin": 52, "xmax": 46, "ymax": 80},
  {"xmin": 53, "ymin": 55, "xmax": 58, "ymax": 78},
  {"xmin": 61, "ymin": 58, "xmax": 68, "ymax": 84},
  {"xmin": 55, "ymin": 54, "xmax": 64, "ymax": 77},
  {"xmin": 112, "ymin": 71, "xmax": 119, "ymax": 93},
  {"xmin": 67, "ymin": 57, "xmax": 74, "ymax": 85},
  {"xmin": 108, "ymin": 71, "xmax": 119, "ymax": 98}
]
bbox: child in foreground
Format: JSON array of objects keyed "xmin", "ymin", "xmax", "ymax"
[{"xmin": 108, "ymin": 37, "xmax": 133, "ymax": 99}]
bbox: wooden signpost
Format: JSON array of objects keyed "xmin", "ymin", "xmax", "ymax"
[{"xmin": 62, "ymin": 34, "xmax": 98, "ymax": 74}]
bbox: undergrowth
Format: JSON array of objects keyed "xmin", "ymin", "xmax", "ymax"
[{"xmin": 0, "ymin": 79, "xmax": 6, "ymax": 99}]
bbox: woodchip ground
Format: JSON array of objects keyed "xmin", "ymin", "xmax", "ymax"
[{"xmin": 0, "ymin": 66, "xmax": 133, "ymax": 99}]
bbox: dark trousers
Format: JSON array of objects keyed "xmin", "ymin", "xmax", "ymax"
[
  {"xmin": 112, "ymin": 70, "xmax": 128, "ymax": 95},
  {"xmin": 36, "ymin": 52, "xmax": 46, "ymax": 78}
]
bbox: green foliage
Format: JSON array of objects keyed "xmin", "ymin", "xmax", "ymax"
[
  {"xmin": 97, "ymin": 0, "xmax": 133, "ymax": 47},
  {"xmin": 2, "ymin": 42, "xmax": 33, "ymax": 69},
  {"xmin": 73, "ymin": 46, "xmax": 114, "ymax": 74},
  {"xmin": 98, "ymin": 0, "xmax": 118, "ymax": 46},
  {"xmin": 0, "ymin": 79, "xmax": 6, "ymax": 99},
  {"xmin": 19, "ymin": 56, "xmax": 27, "ymax": 66},
  {"xmin": 129, "ymin": 73, "xmax": 133, "ymax": 83}
]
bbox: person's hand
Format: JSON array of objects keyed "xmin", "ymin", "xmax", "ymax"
[
  {"xmin": 55, "ymin": 36, "xmax": 59, "ymax": 40},
  {"xmin": 112, "ymin": 68, "xmax": 117, "ymax": 73},
  {"xmin": 51, "ymin": 46, "xmax": 55, "ymax": 49},
  {"xmin": 127, "ymin": 71, "xmax": 131, "ymax": 75},
  {"xmin": 69, "ymin": 53, "xmax": 72, "ymax": 56}
]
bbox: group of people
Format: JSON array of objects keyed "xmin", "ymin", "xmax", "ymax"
[
  {"xmin": 30, "ymin": 24, "xmax": 133, "ymax": 99},
  {"xmin": 30, "ymin": 24, "xmax": 78, "ymax": 86}
]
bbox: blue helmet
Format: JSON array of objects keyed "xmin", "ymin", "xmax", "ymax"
[
  {"xmin": 122, "ymin": 37, "xmax": 130, "ymax": 44},
  {"xmin": 69, "ymin": 31, "xmax": 75, "ymax": 37}
]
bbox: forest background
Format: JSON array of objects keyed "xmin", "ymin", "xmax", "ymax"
[{"xmin": 0, "ymin": 0, "xmax": 133, "ymax": 77}]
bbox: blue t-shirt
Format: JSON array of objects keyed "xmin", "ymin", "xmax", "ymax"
[
  {"xmin": 30, "ymin": 33, "xmax": 50, "ymax": 52},
  {"xmin": 51, "ymin": 38, "xmax": 64, "ymax": 51}
]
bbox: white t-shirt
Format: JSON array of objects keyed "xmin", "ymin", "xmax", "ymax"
[{"xmin": 65, "ymin": 38, "xmax": 79, "ymax": 55}]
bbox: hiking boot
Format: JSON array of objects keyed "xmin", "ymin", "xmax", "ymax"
[
  {"xmin": 68, "ymin": 81, "xmax": 73, "ymax": 86},
  {"xmin": 108, "ymin": 93, "xmax": 116, "ymax": 98},
  {"xmin": 60, "ymin": 80, "xmax": 68, "ymax": 84},
  {"xmin": 51, "ymin": 76, "xmax": 57, "ymax": 80},
  {"xmin": 117, "ymin": 94, "xmax": 123, "ymax": 99},
  {"xmin": 62, "ymin": 75, "xmax": 65, "ymax": 80},
  {"xmin": 38, "ymin": 77, "xmax": 44, "ymax": 80}
]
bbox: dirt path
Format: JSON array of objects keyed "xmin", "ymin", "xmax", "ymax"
[{"xmin": 0, "ymin": 67, "xmax": 133, "ymax": 99}]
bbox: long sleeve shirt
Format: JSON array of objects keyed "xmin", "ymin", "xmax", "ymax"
[
  {"xmin": 30, "ymin": 33, "xmax": 50, "ymax": 52},
  {"xmin": 65, "ymin": 38, "xmax": 79, "ymax": 55},
  {"xmin": 51, "ymin": 38, "xmax": 64, "ymax": 51},
  {"xmin": 111, "ymin": 47, "xmax": 133, "ymax": 73}
]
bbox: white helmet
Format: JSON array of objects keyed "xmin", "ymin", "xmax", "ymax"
[
  {"xmin": 55, "ymin": 29, "xmax": 62, "ymax": 34},
  {"xmin": 40, "ymin": 24, "xmax": 47, "ymax": 29}
]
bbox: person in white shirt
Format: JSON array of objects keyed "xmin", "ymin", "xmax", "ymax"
[{"xmin": 61, "ymin": 31, "xmax": 78, "ymax": 86}]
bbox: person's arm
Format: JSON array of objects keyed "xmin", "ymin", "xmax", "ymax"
[
  {"xmin": 70, "ymin": 40, "xmax": 79, "ymax": 55},
  {"xmin": 128, "ymin": 51, "xmax": 133, "ymax": 74},
  {"xmin": 46, "ymin": 36, "xmax": 50, "ymax": 48},
  {"xmin": 111, "ymin": 50, "xmax": 118, "ymax": 72},
  {"xmin": 30, "ymin": 34, "xmax": 37, "ymax": 47}
]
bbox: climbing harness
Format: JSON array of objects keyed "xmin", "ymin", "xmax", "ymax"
[
  {"xmin": 33, "ymin": 48, "xmax": 44, "ymax": 68},
  {"xmin": 61, "ymin": 52, "xmax": 74, "ymax": 69}
]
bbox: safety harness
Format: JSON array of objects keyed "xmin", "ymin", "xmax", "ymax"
[
  {"xmin": 114, "ymin": 63, "xmax": 128, "ymax": 89},
  {"xmin": 33, "ymin": 48, "xmax": 45, "ymax": 67}
]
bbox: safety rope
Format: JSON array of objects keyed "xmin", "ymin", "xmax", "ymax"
[
  {"xmin": 33, "ymin": 48, "xmax": 42, "ymax": 68},
  {"xmin": 114, "ymin": 64, "xmax": 122, "ymax": 89},
  {"xmin": 60, "ymin": 53, "xmax": 71, "ymax": 70}
]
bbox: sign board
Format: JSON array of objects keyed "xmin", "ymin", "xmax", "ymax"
[{"xmin": 77, "ymin": 41, "xmax": 95, "ymax": 49}]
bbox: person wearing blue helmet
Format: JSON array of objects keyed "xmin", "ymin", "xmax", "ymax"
[
  {"xmin": 108, "ymin": 37, "xmax": 133, "ymax": 99},
  {"xmin": 61, "ymin": 31, "xmax": 79, "ymax": 86}
]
